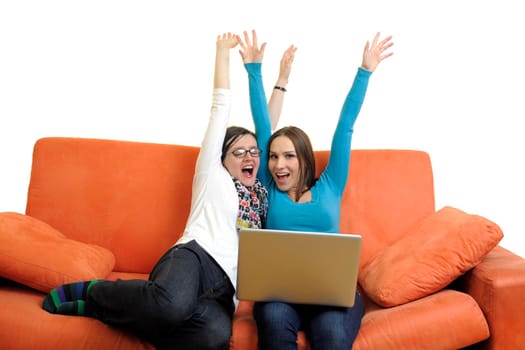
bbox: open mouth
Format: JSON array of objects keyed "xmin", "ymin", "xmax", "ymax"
[
  {"xmin": 242, "ymin": 165, "xmax": 254, "ymax": 176},
  {"xmin": 274, "ymin": 172, "xmax": 290, "ymax": 182}
]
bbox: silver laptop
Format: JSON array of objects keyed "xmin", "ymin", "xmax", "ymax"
[{"xmin": 236, "ymin": 228, "xmax": 362, "ymax": 307}]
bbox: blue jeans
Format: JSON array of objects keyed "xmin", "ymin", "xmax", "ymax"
[
  {"xmin": 86, "ymin": 240, "xmax": 235, "ymax": 350},
  {"xmin": 253, "ymin": 293, "xmax": 364, "ymax": 350}
]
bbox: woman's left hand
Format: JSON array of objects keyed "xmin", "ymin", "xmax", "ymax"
[{"xmin": 361, "ymin": 32, "xmax": 394, "ymax": 72}]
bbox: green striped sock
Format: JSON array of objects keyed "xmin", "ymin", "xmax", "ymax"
[
  {"xmin": 55, "ymin": 300, "xmax": 88, "ymax": 316},
  {"xmin": 42, "ymin": 280, "xmax": 99, "ymax": 314}
]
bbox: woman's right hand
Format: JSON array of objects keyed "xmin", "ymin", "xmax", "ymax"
[{"xmin": 361, "ymin": 32, "xmax": 394, "ymax": 72}]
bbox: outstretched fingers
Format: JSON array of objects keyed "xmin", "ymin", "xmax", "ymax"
[
  {"xmin": 217, "ymin": 32, "xmax": 239, "ymax": 49},
  {"xmin": 238, "ymin": 29, "xmax": 266, "ymax": 63},
  {"xmin": 361, "ymin": 32, "xmax": 394, "ymax": 72}
]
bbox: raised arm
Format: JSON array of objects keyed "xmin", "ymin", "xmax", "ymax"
[
  {"xmin": 214, "ymin": 32, "xmax": 239, "ymax": 89},
  {"xmin": 268, "ymin": 45, "xmax": 297, "ymax": 130},
  {"xmin": 238, "ymin": 30, "xmax": 273, "ymax": 185},
  {"xmin": 323, "ymin": 32, "xmax": 394, "ymax": 192},
  {"xmin": 197, "ymin": 33, "xmax": 239, "ymax": 172}
]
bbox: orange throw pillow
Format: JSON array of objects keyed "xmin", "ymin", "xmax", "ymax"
[
  {"xmin": 359, "ymin": 206, "xmax": 503, "ymax": 307},
  {"xmin": 0, "ymin": 212, "xmax": 115, "ymax": 293}
]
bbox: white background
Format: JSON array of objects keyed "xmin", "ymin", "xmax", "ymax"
[{"xmin": 1, "ymin": 1, "xmax": 523, "ymax": 257}]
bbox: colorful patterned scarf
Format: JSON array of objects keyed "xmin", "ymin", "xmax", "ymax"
[{"xmin": 232, "ymin": 177, "xmax": 268, "ymax": 230}]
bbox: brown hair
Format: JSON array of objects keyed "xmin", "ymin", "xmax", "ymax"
[{"xmin": 268, "ymin": 126, "xmax": 316, "ymax": 201}]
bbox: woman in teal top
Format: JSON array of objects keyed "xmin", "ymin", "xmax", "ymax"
[{"xmin": 239, "ymin": 30, "xmax": 393, "ymax": 350}]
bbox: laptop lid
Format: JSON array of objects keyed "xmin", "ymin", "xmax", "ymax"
[{"xmin": 236, "ymin": 228, "xmax": 362, "ymax": 307}]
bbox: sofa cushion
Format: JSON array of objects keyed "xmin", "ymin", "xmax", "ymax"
[
  {"xmin": 359, "ymin": 206, "xmax": 503, "ymax": 307},
  {"xmin": 0, "ymin": 212, "xmax": 115, "ymax": 293}
]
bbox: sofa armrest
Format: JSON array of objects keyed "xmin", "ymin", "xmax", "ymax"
[{"xmin": 458, "ymin": 245, "xmax": 525, "ymax": 350}]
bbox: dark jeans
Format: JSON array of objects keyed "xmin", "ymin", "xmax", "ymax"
[
  {"xmin": 253, "ymin": 293, "xmax": 364, "ymax": 350},
  {"xmin": 86, "ymin": 240, "xmax": 235, "ymax": 350}
]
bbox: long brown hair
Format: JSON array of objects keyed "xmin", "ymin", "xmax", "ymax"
[{"xmin": 268, "ymin": 126, "xmax": 316, "ymax": 201}]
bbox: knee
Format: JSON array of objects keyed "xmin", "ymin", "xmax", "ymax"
[
  {"xmin": 145, "ymin": 286, "xmax": 194, "ymax": 325},
  {"xmin": 254, "ymin": 302, "xmax": 301, "ymax": 337},
  {"xmin": 310, "ymin": 305, "xmax": 364, "ymax": 347},
  {"xmin": 254, "ymin": 302, "xmax": 301, "ymax": 350},
  {"xmin": 316, "ymin": 321, "xmax": 348, "ymax": 342},
  {"xmin": 254, "ymin": 301, "xmax": 297, "ymax": 325}
]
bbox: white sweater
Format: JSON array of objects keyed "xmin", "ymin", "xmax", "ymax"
[{"xmin": 176, "ymin": 88, "xmax": 239, "ymax": 293}]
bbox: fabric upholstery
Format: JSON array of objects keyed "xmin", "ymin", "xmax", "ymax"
[
  {"xmin": 1, "ymin": 138, "xmax": 522, "ymax": 350},
  {"xmin": 359, "ymin": 206, "xmax": 504, "ymax": 307},
  {"xmin": 354, "ymin": 289, "xmax": 489, "ymax": 350},
  {"xmin": 25, "ymin": 138, "xmax": 198, "ymax": 273},
  {"xmin": 461, "ymin": 246, "xmax": 525, "ymax": 349},
  {"xmin": 315, "ymin": 150, "xmax": 436, "ymax": 268},
  {"xmin": 0, "ymin": 212, "xmax": 115, "ymax": 293}
]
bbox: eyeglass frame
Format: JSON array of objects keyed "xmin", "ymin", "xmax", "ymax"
[{"xmin": 230, "ymin": 147, "xmax": 263, "ymax": 158}]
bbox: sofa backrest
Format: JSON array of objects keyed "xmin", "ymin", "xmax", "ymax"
[
  {"xmin": 26, "ymin": 137, "xmax": 198, "ymax": 273},
  {"xmin": 26, "ymin": 138, "xmax": 435, "ymax": 273},
  {"xmin": 314, "ymin": 150, "xmax": 435, "ymax": 267}
]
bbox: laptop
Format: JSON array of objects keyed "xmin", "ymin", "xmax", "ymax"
[{"xmin": 236, "ymin": 228, "xmax": 362, "ymax": 307}]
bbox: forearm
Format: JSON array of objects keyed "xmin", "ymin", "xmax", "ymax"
[
  {"xmin": 268, "ymin": 83, "xmax": 287, "ymax": 131},
  {"xmin": 326, "ymin": 67, "xmax": 372, "ymax": 191},
  {"xmin": 214, "ymin": 47, "xmax": 231, "ymax": 90},
  {"xmin": 336, "ymin": 67, "xmax": 371, "ymax": 132},
  {"xmin": 244, "ymin": 63, "xmax": 272, "ymax": 184},
  {"xmin": 245, "ymin": 63, "xmax": 271, "ymax": 135}
]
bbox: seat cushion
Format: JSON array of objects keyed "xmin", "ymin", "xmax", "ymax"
[{"xmin": 353, "ymin": 289, "xmax": 490, "ymax": 349}]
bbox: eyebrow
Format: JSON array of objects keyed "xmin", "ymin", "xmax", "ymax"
[{"xmin": 270, "ymin": 150, "xmax": 296, "ymax": 154}]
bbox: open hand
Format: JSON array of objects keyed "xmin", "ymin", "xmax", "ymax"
[
  {"xmin": 361, "ymin": 32, "xmax": 394, "ymax": 72},
  {"xmin": 278, "ymin": 45, "xmax": 297, "ymax": 84},
  {"xmin": 238, "ymin": 29, "xmax": 266, "ymax": 64}
]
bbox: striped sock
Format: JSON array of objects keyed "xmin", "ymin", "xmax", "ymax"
[
  {"xmin": 55, "ymin": 300, "xmax": 88, "ymax": 316},
  {"xmin": 42, "ymin": 280, "xmax": 99, "ymax": 314}
]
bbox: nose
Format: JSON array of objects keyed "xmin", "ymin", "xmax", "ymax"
[
  {"xmin": 243, "ymin": 152, "xmax": 254, "ymax": 159},
  {"xmin": 274, "ymin": 156, "xmax": 286, "ymax": 168}
]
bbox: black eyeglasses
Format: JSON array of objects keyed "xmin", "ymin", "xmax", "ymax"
[{"xmin": 231, "ymin": 147, "xmax": 262, "ymax": 158}]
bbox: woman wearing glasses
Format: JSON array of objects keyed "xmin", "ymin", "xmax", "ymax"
[{"xmin": 41, "ymin": 33, "xmax": 268, "ymax": 350}]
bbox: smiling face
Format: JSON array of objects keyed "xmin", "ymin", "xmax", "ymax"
[
  {"xmin": 223, "ymin": 134, "xmax": 260, "ymax": 187},
  {"xmin": 268, "ymin": 135, "xmax": 301, "ymax": 195},
  {"xmin": 267, "ymin": 126, "xmax": 316, "ymax": 202}
]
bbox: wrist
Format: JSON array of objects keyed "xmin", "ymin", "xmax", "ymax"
[{"xmin": 276, "ymin": 77, "xmax": 289, "ymax": 86}]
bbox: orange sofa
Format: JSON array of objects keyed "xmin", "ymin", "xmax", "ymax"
[{"xmin": 1, "ymin": 137, "xmax": 524, "ymax": 350}]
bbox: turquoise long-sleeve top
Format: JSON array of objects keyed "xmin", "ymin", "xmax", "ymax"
[{"xmin": 245, "ymin": 63, "xmax": 371, "ymax": 233}]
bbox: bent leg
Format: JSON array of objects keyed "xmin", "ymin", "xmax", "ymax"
[
  {"xmin": 87, "ymin": 244, "xmax": 201, "ymax": 337},
  {"xmin": 254, "ymin": 301, "xmax": 301, "ymax": 350},
  {"xmin": 155, "ymin": 298, "xmax": 233, "ymax": 350},
  {"xmin": 306, "ymin": 293, "xmax": 365, "ymax": 350}
]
